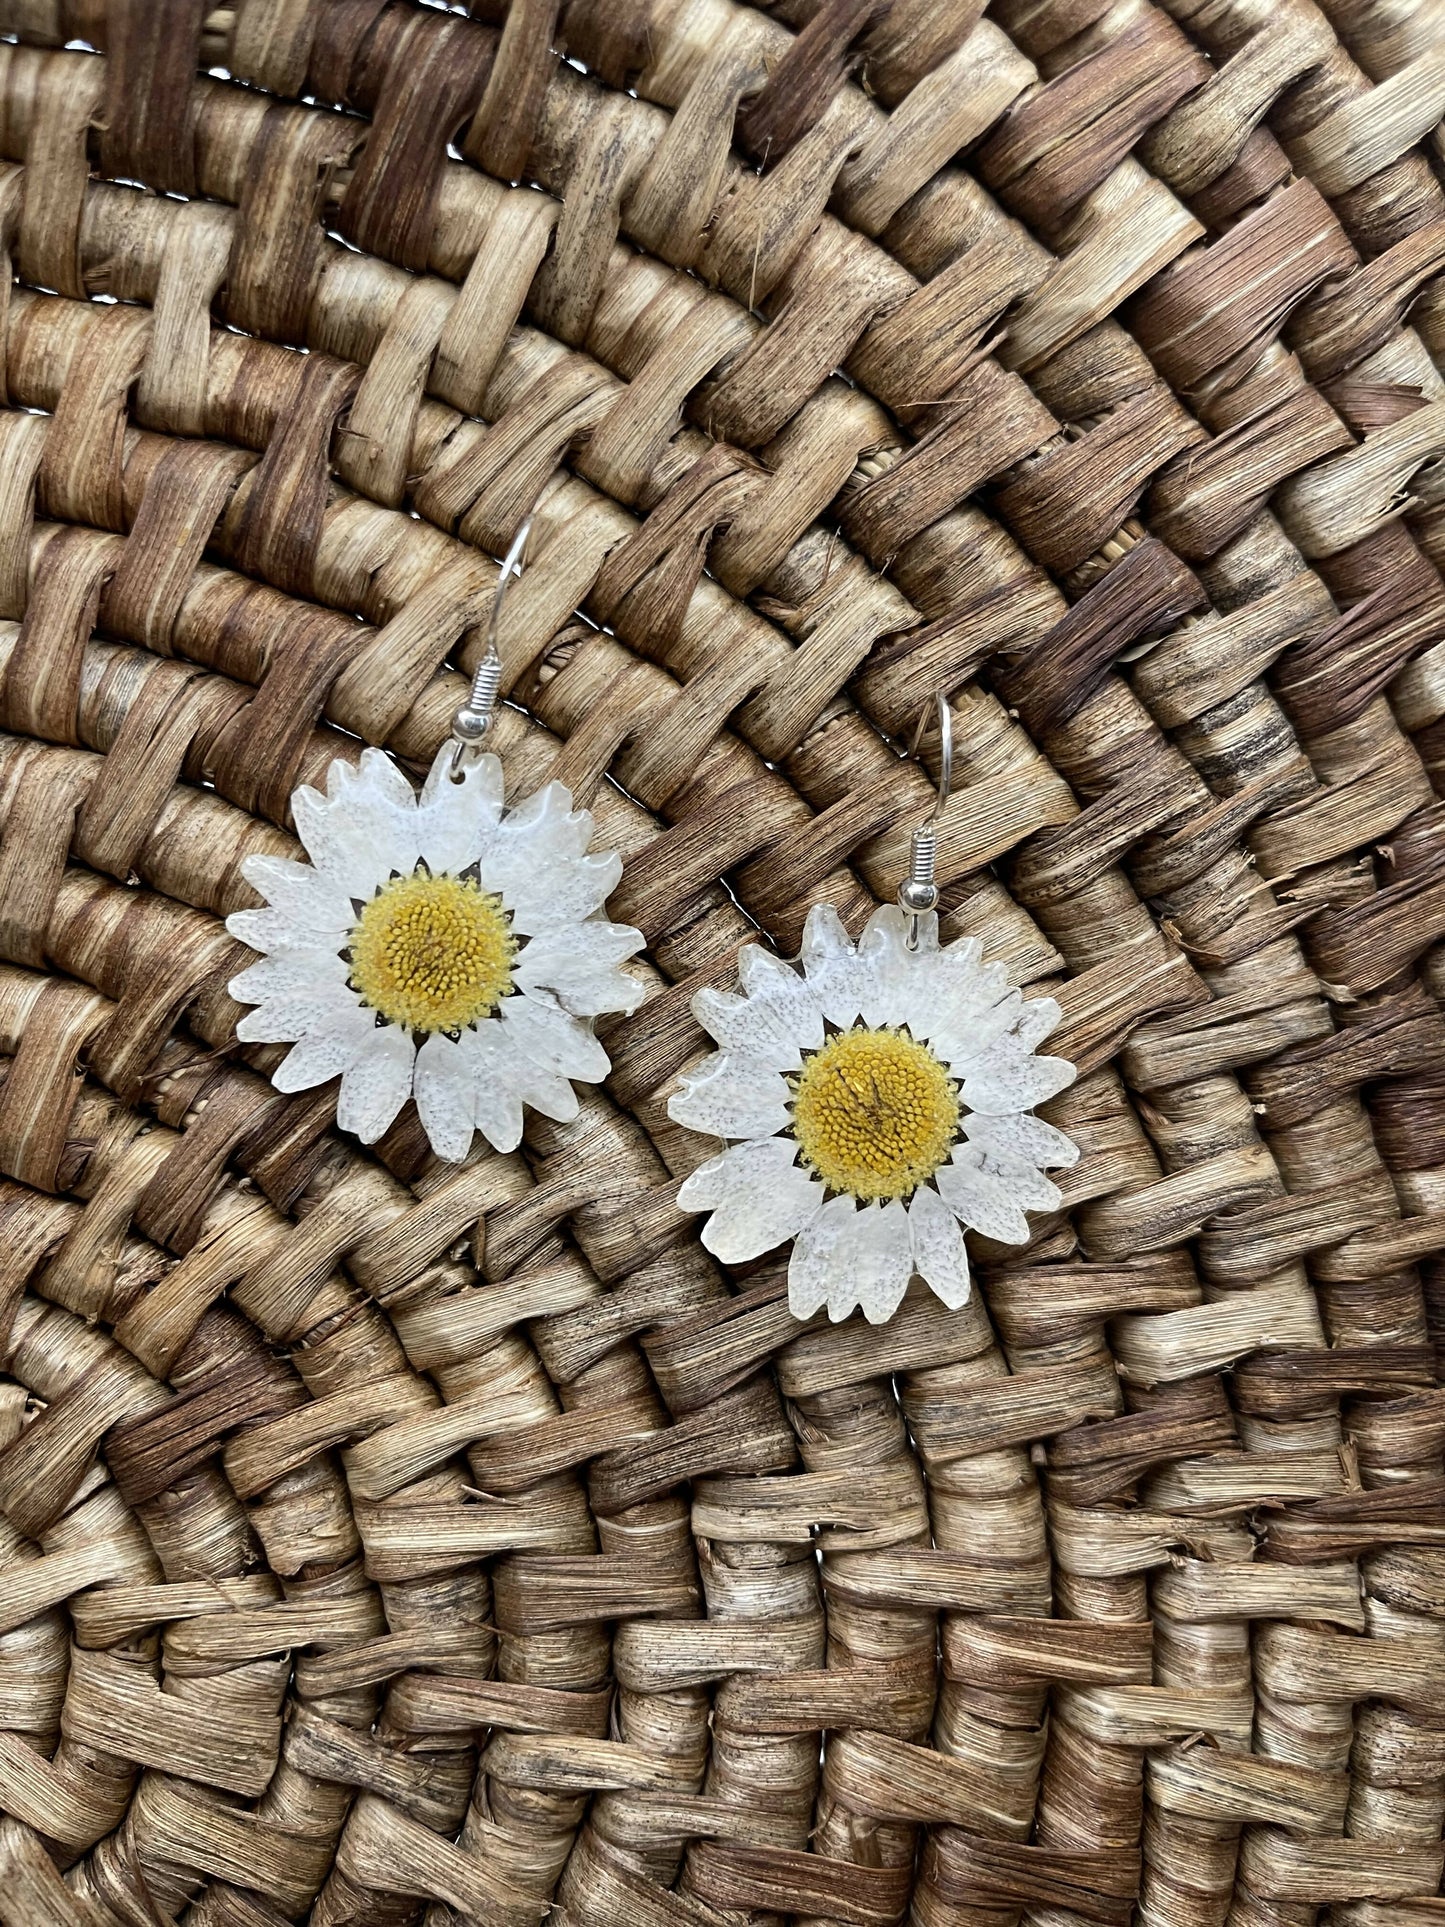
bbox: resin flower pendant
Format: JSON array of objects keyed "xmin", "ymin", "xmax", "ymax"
[
  {"xmin": 227, "ymin": 744, "xmax": 645, "ymax": 1160},
  {"xmin": 668, "ymin": 903, "xmax": 1078, "ymax": 1324}
]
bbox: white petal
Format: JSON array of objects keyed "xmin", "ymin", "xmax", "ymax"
[
  {"xmin": 691, "ymin": 984, "xmax": 801, "ymax": 1071},
  {"xmin": 292, "ymin": 750, "xmax": 419, "ymax": 895},
  {"xmin": 855, "ymin": 905, "xmax": 920, "ymax": 1027},
  {"xmin": 1014, "ymin": 996, "xmax": 1063, "ymax": 1050},
  {"xmin": 986, "ymin": 1153, "xmax": 1062, "ymax": 1213},
  {"xmin": 500, "ymin": 994, "xmax": 610, "ymax": 1084},
  {"xmin": 932, "ymin": 991, "xmax": 1027, "ymax": 1069},
  {"xmin": 233, "ymin": 855, "xmax": 354, "ymax": 940},
  {"xmin": 465, "ymin": 1017, "xmax": 580, "ymax": 1127},
  {"xmin": 677, "ymin": 1138, "xmax": 774, "ymax": 1211},
  {"xmin": 800, "ymin": 902, "xmax": 852, "ymax": 962},
  {"xmin": 788, "ymin": 1196, "xmax": 914, "ymax": 1326},
  {"xmin": 270, "ymin": 1006, "xmax": 377, "ymax": 1093},
  {"xmin": 334, "ymin": 746, "xmax": 418, "ymax": 812},
  {"xmin": 909, "ymin": 1183, "xmax": 971, "ymax": 1309},
  {"xmin": 788, "ymin": 1193, "xmax": 860, "ymax": 1322},
  {"xmin": 934, "ymin": 1145, "xmax": 1031, "ymax": 1244},
  {"xmin": 414, "ymin": 1031, "xmax": 476, "ymax": 1162},
  {"xmin": 460, "ymin": 1022, "xmax": 526, "ymax": 1152},
  {"xmin": 936, "ymin": 932, "xmax": 982, "ymax": 974},
  {"xmin": 965, "ymin": 1110, "xmax": 1078, "ymax": 1170},
  {"xmin": 667, "ymin": 1053, "xmax": 792, "ymax": 1141},
  {"xmin": 910, "ymin": 938, "xmax": 1012, "ymax": 1051},
  {"xmin": 702, "ymin": 1179, "xmax": 825, "ymax": 1268},
  {"xmin": 798, "ymin": 904, "xmax": 871, "ymax": 1029},
  {"xmin": 893, "ymin": 938, "xmax": 967, "ymax": 1043},
  {"xmin": 228, "ymin": 907, "xmax": 328, "ymax": 955},
  {"xmin": 238, "ymin": 852, "xmax": 329, "ymax": 905},
  {"xmin": 842, "ymin": 1200, "xmax": 914, "ymax": 1325},
  {"xmin": 289, "ymin": 791, "xmax": 386, "ymax": 901},
  {"xmin": 336, "ymin": 1025, "xmax": 416, "ymax": 1143},
  {"xmin": 499, "ymin": 780, "xmax": 594, "ymax": 863},
  {"xmin": 229, "ymin": 948, "xmax": 349, "ymax": 1004},
  {"xmin": 962, "ymin": 1044, "xmax": 1076, "ymax": 1115},
  {"xmin": 477, "ymin": 782, "xmax": 621, "ymax": 935},
  {"xmin": 513, "ymin": 920, "xmax": 645, "ymax": 1017},
  {"xmin": 693, "ymin": 947, "xmax": 824, "ymax": 1071},
  {"xmin": 415, "ymin": 745, "xmax": 505, "ymax": 876},
  {"xmin": 507, "ymin": 1064, "xmax": 580, "ymax": 1123},
  {"xmin": 236, "ymin": 981, "xmax": 361, "ymax": 1043},
  {"xmin": 482, "ymin": 846, "xmax": 621, "ymax": 936},
  {"xmin": 738, "ymin": 946, "xmax": 826, "ymax": 1051},
  {"xmin": 682, "ymin": 1139, "xmax": 824, "ymax": 1264}
]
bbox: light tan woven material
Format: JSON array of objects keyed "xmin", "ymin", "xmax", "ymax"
[{"xmin": 0, "ymin": 1, "xmax": 1443, "ymax": 1922}]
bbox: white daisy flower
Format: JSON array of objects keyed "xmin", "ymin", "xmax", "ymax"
[
  {"xmin": 668, "ymin": 904, "xmax": 1078, "ymax": 1325},
  {"xmin": 226, "ymin": 744, "xmax": 645, "ymax": 1161}
]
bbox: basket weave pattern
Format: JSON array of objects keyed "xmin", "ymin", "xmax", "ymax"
[{"xmin": 0, "ymin": 0, "xmax": 1444, "ymax": 1922}]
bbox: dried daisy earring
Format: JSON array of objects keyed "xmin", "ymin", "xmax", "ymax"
[
  {"xmin": 668, "ymin": 696, "xmax": 1079, "ymax": 1324},
  {"xmin": 226, "ymin": 521, "xmax": 646, "ymax": 1161}
]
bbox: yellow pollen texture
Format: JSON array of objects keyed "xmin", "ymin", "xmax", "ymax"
[
  {"xmin": 349, "ymin": 870, "xmax": 514, "ymax": 1033},
  {"xmin": 790, "ymin": 1025, "xmax": 959, "ymax": 1202}
]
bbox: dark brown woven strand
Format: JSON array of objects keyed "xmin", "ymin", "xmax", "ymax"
[{"xmin": 0, "ymin": 1, "xmax": 1442, "ymax": 1924}]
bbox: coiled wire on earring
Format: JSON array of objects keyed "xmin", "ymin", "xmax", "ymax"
[
  {"xmin": 449, "ymin": 517, "xmax": 531, "ymax": 773},
  {"xmin": 899, "ymin": 692, "xmax": 952, "ymax": 950}
]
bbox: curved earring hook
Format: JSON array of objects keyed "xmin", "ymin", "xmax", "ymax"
[
  {"xmin": 449, "ymin": 517, "xmax": 532, "ymax": 772},
  {"xmin": 899, "ymin": 693, "xmax": 952, "ymax": 949},
  {"xmin": 908, "ymin": 690, "xmax": 952, "ymax": 822}
]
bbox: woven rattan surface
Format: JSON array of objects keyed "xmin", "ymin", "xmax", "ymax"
[{"xmin": 0, "ymin": 0, "xmax": 1444, "ymax": 1922}]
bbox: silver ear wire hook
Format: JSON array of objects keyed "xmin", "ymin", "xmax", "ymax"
[
  {"xmin": 449, "ymin": 517, "xmax": 532, "ymax": 773},
  {"xmin": 899, "ymin": 693, "xmax": 952, "ymax": 950}
]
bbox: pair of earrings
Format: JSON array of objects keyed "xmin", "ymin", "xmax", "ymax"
[{"xmin": 228, "ymin": 538, "xmax": 1077, "ymax": 1323}]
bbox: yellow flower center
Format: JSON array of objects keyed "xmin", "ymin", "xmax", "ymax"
[
  {"xmin": 790, "ymin": 1026, "xmax": 959, "ymax": 1203},
  {"xmin": 349, "ymin": 870, "xmax": 514, "ymax": 1034}
]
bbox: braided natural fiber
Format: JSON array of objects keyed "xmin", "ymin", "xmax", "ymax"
[{"xmin": 0, "ymin": 1, "xmax": 1443, "ymax": 1922}]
